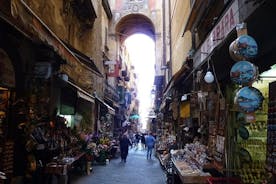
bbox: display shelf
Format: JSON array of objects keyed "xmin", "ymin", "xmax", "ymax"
[
  {"xmin": 170, "ymin": 143, "xmax": 211, "ymax": 184},
  {"xmin": 172, "ymin": 159, "xmax": 210, "ymax": 184}
]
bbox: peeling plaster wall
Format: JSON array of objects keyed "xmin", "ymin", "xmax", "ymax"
[{"xmin": 23, "ymin": 0, "xmax": 105, "ymax": 95}]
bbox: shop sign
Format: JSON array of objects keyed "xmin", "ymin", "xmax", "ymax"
[
  {"xmin": 196, "ymin": 0, "xmax": 239, "ymax": 67},
  {"xmin": 107, "ymin": 60, "xmax": 120, "ymax": 77}
]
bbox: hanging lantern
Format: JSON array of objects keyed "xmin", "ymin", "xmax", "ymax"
[
  {"xmin": 204, "ymin": 71, "xmax": 214, "ymax": 83},
  {"xmin": 204, "ymin": 59, "xmax": 214, "ymax": 83},
  {"xmin": 234, "ymin": 86, "xmax": 264, "ymax": 113},
  {"xmin": 229, "ymin": 35, "xmax": 258, "ymax": 61},
  {"xmin": 230, "ymin": 61, "xmax": 258, "ymax": 85}
]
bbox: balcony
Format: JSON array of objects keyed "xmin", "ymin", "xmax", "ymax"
[
  {"xmin": 71, "ymin": 0, "xmax": 97, "ymax": 28},
  {"xmin": 104, "ymin": 83, "xmax": 120, "ymax": 103}
]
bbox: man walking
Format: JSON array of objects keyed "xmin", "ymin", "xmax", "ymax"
[{"xmin": 145, "ymin": 132, "xmax": 156, "ymax": 159}]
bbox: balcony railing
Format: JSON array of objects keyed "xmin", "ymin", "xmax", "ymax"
[{"xmin": 104, "ymin": 83, "xmax": 120, "ymax": 102}]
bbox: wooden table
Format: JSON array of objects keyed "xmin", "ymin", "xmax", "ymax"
[{"xmin": 44, "ymin": 152, "xmax": 85, "ymax": 184}]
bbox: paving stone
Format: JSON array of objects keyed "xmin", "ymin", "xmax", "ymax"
[{"xmin": 71, "ymin": 147, "xmax": 166, "ymax": 184}]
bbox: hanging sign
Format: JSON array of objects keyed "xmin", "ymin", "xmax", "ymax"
[{"xmin": 197, "ymin": 0, "xmax": 239, "ymax": 67}]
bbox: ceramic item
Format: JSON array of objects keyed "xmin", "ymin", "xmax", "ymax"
[
  {"xmin": 229, "ymin": 35, "xmax": 258, "ymax": 61},
  {"xmin": 235, "ymin": 86, "xmax": 264, "ymax": 113},
  {"xmin": 238, "ymin": 126, "xmax": 249, "ymax": 140},
  {"xmin": 239, "ymin": 148, "xmax": 252, "ymax": 163},
  {"xmin": 230, "ymin": 61, "xmax": 258, "ymax": 85}
]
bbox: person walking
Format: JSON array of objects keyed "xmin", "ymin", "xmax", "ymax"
[
  {"xmin": 145, "ymin": 132, "xmax": 156, "ymax": 159},
  {"xmin": 141, "ymin": 133, "xmax": 146, "ymax": 150},
  {"xmin": 119, "ymin": 133, "xmax": 132, "ymax": 162}
]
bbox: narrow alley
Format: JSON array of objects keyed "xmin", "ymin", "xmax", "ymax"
[
  {"xmin": 71, "ymin": 145, "xmax": 166, "ymax": 184},
  {"xmin": 2, "ymin": 1, "xmax": 276, "ymax": 184}
]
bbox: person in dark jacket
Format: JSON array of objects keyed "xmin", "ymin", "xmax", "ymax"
[
  {"xmin": 119, "ymin": 134, "xmax": 131, "ymax": 162},
  {"xmin": 141, "ymin": 133, "xmax": 146, "ymax": 150}
]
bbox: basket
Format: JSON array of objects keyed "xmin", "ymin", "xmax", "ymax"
[{"xmin": 207, "ymin": 177, "xmax": 242, "ymax": 184}]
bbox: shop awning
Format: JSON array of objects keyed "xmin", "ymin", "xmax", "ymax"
[
  {"xmin": 77, "ymin": 91, "xmax": 94, "ymax": 103},
  {"xmin": 64, "ymin": 43, "xmax": 103, "ymax": 77},
  {"xmin": 95, "ymin": 96, "xmax": 115, "ymax": 115},
  {"xmin": 67, "ymin": 80, "xmax": 95, "ymax": 103},
  {"xmin": 162, "ymin": 64, "xmax": 191, "ymax": 99}
]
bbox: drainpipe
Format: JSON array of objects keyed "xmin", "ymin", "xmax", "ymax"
[
  {"xmin": 168, "ymin": 0, "xmax": 172, "ymax": 79},
  {"xmin": 162, "ymin": 0, "xmax": 167, "ymax": 82}
]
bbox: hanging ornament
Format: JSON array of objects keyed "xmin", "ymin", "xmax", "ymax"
[
  {"xmin": 229, "ymin": 35, "xmax": 258, "ymax": 61},
  {"xmin": 230, "ymin": 61, "xmax": 258, "ymax": 85},
  {"xmin": 204, "ymin": 71, "xmax": 214, "ymax": 83},
  {"xmin": 204, "ymin": 59, "xmax": 214, "ymax": 83},
  {"xmin": 234, "ymin": 86, "xmax": 264, "ymax": 113}
]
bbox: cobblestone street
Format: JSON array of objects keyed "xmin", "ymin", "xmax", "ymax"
[{"xmin": 72, "ymin": 145, "xmax": 166, "ymax": 184}]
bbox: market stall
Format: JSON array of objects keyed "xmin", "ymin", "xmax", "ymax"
[{"xmin": 170, "ymin": 143, "xmax": 211, "ymax": 184}]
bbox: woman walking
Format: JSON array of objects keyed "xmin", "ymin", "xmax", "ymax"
[{"xmin": 119, "ymin": 134, "xmax": 132, "ymax": 162}]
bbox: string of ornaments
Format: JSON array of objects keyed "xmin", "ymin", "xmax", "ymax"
[{"xmin": 229, "ymin": 23, "xmax": 264, "ymax": 113}]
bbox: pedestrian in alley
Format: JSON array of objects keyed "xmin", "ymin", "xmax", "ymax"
[
  {"xmin": 145, "ymin": 132, "xmax": 156, "ymax": 159},
  {"xmin": 119, "ymin": 133, "xmax": 132, "ymax": 162},
  {"xmin": 133, "ymin": 132, "xmax": 140, "ymax": 149},
  {"xmin": 141, "ymin": 133, "xmax": 146, "ymax": 150}
]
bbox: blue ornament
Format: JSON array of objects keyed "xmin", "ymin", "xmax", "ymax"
[
  {"xmin": 230, "ymin": 61, "xmax": 258, "ymax": 85},
  {"xmin": 234, "ymin": 86, "xmax": 264, "ymax": 113},
  {"xmin": 229, "ymin": 35, "xmax": 258, "ymax": 61}
]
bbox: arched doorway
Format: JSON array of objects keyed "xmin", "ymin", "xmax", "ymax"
[
  {"xmin": 115, "ymin": 13, "xmax": 155, "ymax": 43},
  {"xmin": 115, "ymin": 13, "xmax": 156, "ymax": 132}
]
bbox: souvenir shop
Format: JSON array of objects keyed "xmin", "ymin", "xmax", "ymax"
[
  {"xmin": 156, "ymin": 1, "xmax": 276, "ymax": 183},
  {"xmin": 0, "ymin": 12, "xmax": 116, "ymax": 183}
]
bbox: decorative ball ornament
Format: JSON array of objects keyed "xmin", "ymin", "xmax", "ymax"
[
  {"xmin": 230, "ymin": 61, "xmax": 258, "ymax": 85},
  {"xmin": 229, "ymin": 40, "xmax": 243, "ymax": 61},
  {"xmin": 204, "ymin": 71, "xmax": 214, "ymax": 83},
  {"xmin": 234, "ymin": 86, "xmax": 264, "ymax": 113},
  {"xmin": 229, "ymin": 35, "xmax": 258, "ymax": 61}
]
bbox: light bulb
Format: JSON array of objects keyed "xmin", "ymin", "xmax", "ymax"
[{"xmin": 204, "ymin": 71, "xmax": 214, "ymax": 83}]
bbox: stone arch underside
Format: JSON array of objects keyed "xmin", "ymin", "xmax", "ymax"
[{"xmin": 115, "ymin": 14, "xmax": 155, "ymax": 43}]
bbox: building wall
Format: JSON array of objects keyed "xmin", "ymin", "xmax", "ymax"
[
  {"xmin": 108, "ymin": 0, "xmax": 164, "ymax": 76},
  {"xmin": 170, "ymin": 0, "xmax": 192, "ymax": 75},
  {"xmin": 23, "ymin": 0, "xmax": 105, "ymax": 96}
]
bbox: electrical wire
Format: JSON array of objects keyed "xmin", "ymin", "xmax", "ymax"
[{"xmin": 210, "ymin": 59, "xmax": 225, "ymax": 99}]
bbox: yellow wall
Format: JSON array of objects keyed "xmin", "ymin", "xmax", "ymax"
[{"xmin": 170, "ymin": 0, "xmax": 192, "ymax": 75}]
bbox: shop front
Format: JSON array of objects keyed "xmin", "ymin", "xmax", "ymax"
[
  {"xmin": 158, "ymin": 1, "xmax": 276, "ymax": 183},
  {"xmin": 0, "ymin": 2, "xmax": 103, "ymax": 183}
]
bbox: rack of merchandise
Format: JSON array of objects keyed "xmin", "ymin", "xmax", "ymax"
[
  {"xmin": 267, "ymin": 81, "xmax": 276, "ymax": 180},
  {"xmin": 0, "ymin": 88, "xmax": 11, "ymax": 183},
  {"xmin": 170, "ymin": 143, "xmax": 211, "ymax": 183}
]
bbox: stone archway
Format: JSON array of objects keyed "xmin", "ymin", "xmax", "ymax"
[{"xmin": 115, "ymin": 13, "xmax": 155, "ymax": 43}]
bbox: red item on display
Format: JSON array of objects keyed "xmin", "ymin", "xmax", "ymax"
[{"xmin": 207, "ymin": 177, "xmax": 242, "ymax": 184}]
